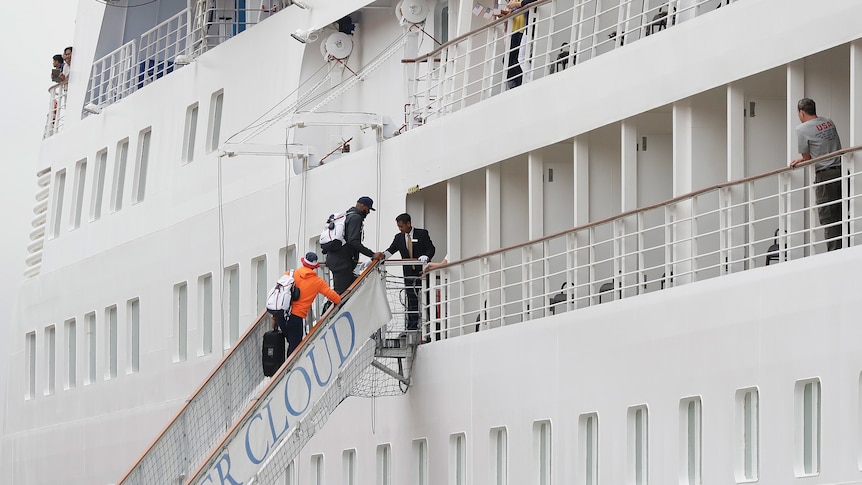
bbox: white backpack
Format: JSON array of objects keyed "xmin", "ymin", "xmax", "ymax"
[
  {"xmin": 266, "ymin": 272, "xmax": 300, "ymax": 314},
  {"xmin": 319, "ymin": 211, "xmax": 347, "ymax": 254}
]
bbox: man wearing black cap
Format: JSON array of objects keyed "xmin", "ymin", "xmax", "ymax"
[{"xmin": 325, "ymin": 196, "xmax": 384, "ymax": 294}]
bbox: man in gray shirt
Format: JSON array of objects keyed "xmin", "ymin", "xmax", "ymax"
[{"xmin": 791, "ymin": 98, "xmax": 843, "ymax": 251}]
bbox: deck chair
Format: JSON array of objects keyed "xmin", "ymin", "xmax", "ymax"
[
  {"xmin": 765, "ymin": 228, "xmax": 781, "ymax": 266},
  {"xmin": 598, "ymin": 282, "xmax": 614, "ymax": 303}
]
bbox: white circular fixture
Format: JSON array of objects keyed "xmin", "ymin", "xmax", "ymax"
[
  {"xmin": 395, "ymin": 0, "xmax": 429, "ymax": 24},
  {"xmin": 321, "ymin": 32, "xmax": 354, "ymax": 60}
]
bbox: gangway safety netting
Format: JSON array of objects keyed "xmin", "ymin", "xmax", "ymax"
[
  {"xmin": 119, "ymin": 264, "xmax": 416, "ymax": 485},
  {"xmin": 119, "ymin": 310, "xmax": 274, "ymax": 485},
  {"xmin": 349, "ymin": 270, "xmax": 420, "ymax": 398}
]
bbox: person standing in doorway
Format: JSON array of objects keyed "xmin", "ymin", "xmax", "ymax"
[
  {"xmin": 324, "ymin": 196, "xmax": 385, "ymax": 294},
  {"xmin": 384, "ymin": 213, "xmax": 435, "ymax": 330},
  {"xmin": 791, "ymin": 97, "xmax": 843, "ymax": 251}
]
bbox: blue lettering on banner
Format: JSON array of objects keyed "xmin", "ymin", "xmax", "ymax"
[
  {"xmin": 196, "ymin": 306, "xmax": 372, "ymax": 484},
  {"xmin": 263, "ymin": 399, "xmax": 290, "ymax": 446},
  {"xmin": 306, "ymin": 334, "xmax": 333, "ymax": 387},
  {"xmin": 245, "ymin": 413, "xmax": 268, "ymax": 465},
  {"xmin": 331, "ymin": 312, "xmax": 356, "ymax": 367},
  {"xmin": 284, "ymin": 366, "xmax": 312, "ymax": 416},
  {"xmin": 215, "ymin": 453, "xmax": 242, "ymax": 485}
]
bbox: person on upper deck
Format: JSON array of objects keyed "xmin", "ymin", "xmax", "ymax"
[
  {"xmin": 791, "ymin": 97, "xmax": 844, "ymax": 251},
  {"xmin": 51, "ymin": 54, "xmax": 64, "ymax": 83},
  {"xmin": 59, "ymin": 46, "xmax": 72, "ymax": 82},
  {"xmin": 498, "ymin": 0, "xmax": 538, "ymax": 89}
]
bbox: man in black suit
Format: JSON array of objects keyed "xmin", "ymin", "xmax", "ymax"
[{"xmin": 384, "ymin": 213, "xmax": 435, "ymax": 330}]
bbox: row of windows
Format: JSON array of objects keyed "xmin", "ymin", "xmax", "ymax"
[
  {"xmin": 49, "ymin": 90, "xmax": 224, "ymax": 238},
  {"xmin": 24, "ymin": 244, "xmax": 307, "ymax": 399},
  {"xmin": 25, "ymin": 299, "xmax": 140, "ymax": 399},
  {"xmin": 293, "ymin": 383, "xmax": 827, "ymax": 485}
]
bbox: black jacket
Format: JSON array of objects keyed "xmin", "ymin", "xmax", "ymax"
[
  {"xmin": 385, "ymin": 227, "xmax": 435, "ymax": 278},
  {"xmin": 324, "ymin": 207, "xmax": 375, "ymax": 272}
]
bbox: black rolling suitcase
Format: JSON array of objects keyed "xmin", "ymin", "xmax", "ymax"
[{"xmin": 262, "ymin": 329, "xmax": 286, "ymax": 377}]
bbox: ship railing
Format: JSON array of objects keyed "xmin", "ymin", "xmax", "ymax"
[
  {"xmin": 136, "ymin": 9, "xmax": 191, "ymax": 88},
  {"xmin": 423, "ymin": 145, "xmax": 862, "ymax": 340},
  {"xmin": 403, "ymin": 0, "xmax": 737, "ymax": 129},
  {"xmin": 117, "ymin": 260, "xmax": 413, "ymax": 485},
  {"xmin": 85, "ymin": 40, "xmax": 138, "ymax": 114},
  {"xmin": 43, "ymin": 83, "xmax": 68, "ymax": 138}
]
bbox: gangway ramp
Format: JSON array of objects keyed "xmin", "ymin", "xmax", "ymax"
[{"xmin": 117, "ymin": 263, "xmax": 393, "ymax": 485}]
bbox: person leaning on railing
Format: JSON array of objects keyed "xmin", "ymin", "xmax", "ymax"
[
  {"xmin": 790, "ymin": 97, "xmax": 843, "ymax": 251},
  {"xmin": 496, "ymin": 0, "xmax": 538, "ymax": 89}
]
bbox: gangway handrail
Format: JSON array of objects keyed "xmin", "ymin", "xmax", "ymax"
[
  {"xmin": 427, "ymin": 145, "xmax": 862, "ymax": 272},
  {"xmin": 184, "ymin": 259, "xmax": 387, "ymax": 484},
  {"xmin": 116, "ymin": 259, "xmax": 382, "ymax": 484},
  {"xmin": 402, "ymin": 0, "xmax": 552, "ymax": 64}
]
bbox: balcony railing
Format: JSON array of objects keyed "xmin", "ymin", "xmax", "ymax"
[
  {"xmin": 423, "ymin": 146, "xmax": 862, "ymax": 340},
  {"xmin": 404, "ymin": 0, "xmax": 737, "ymax": 128},
  {"xmin": 43, "ymin": 83, "xmax": 68, "ymax": 138},
  {"xmin": 76, "ymin": 4, "xmax": 280, "ymax": 122}
]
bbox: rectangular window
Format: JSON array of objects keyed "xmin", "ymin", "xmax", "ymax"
[
  {"xmin": 534, "ymin": 421, "xmax": 552, "ymax": 485},
  {"xmin": 578, "ymin": 413, "xmax": 599, "ymax": 485},
  {"xmin": 51, "ymin": 169, "xmax": 66, "ymax": 238},
  {"xmin": 70, "ymin": 158, "xmax": 87, "ymax": 229},
  {"xmin": 225, "ymin": 265, "xmax": 240, "ymax": 347},
  {"xmin": 280, "ymin": 245, "xmax": 297, "ymax": 272},
  {"xmin": 175, "ymin": 282, "xmax": 188, "ymax": 362},
  {"xmin": 85, "ymin": 312, "xmax": 96, "ymax": 384},
  {"xmin": 44, "ymin": 325, "xmax": 56, "ymax": 395},
  {"xmin": 254, "ymin": 255, "xmax": 268, "ymax": 315},
  {"xmin": 450, "ymin": 433, "xmax": 467, "ymax": 485},
  {"xmin": 25, "ymin": 332, "xmax": 36, "ymax": 399},
  {"xmin": 414, "ymin": 438, "xmax": 429, "ymax": 485},
  {"xmin": 628, "ymin": 405, "xmax": 649, "ymax": 485},
  {"xmin": 284, "ymin": 460, "xmax": 296, "ymax": 485},
  {"xmin": 311, "ymin": 454, "xmax": 324, "ymax": 485},
  {"xmin": 489, "ymin": 427, "xmax": 507, "ymax": 485},
  {"xmin": 91, "ymin": 149, "xmax": 107, "ymax": 221},
  {"xmin": 128, "ymin": 298, "xmax": 140, "ymax": 373},
  {"xmin": 133, "ymin": 128, "xmax": 151, "ymax": 203},
  {"xmin": 795, "ymin": 378, "xmax": 821, "ymax": 476},
  {"xmin": 208, "ymin": 91, "xmax": 224, "ymax": 152},
  {"xmin": 377, "ymin": 444, "xmax": 391, "ymax": 485},
  {"xmin": 65, "ymin": 318, "xmax": 76, "ymax": 389},
  {"xmin": 680, "ymin": 397, "xmax": 702, "ymax": 485},
  {"xmin": 735, "ymin": 388, "xmax": 758, "ymax": 482},
  {"xmin": 112, "ymin": 139, "xmax": 129, "ymax": 212},
  {"xmin": 105, "ymin": 305, "xmax": 118, "ymax": 379},
  {"xmin": 343, "ymin": 449, "xmax": 356, "ymax": 485},
  {"xmin": 183, "ymin": 103, "xmax": 199, "ymax": 162},
  {"xmin": 200, "ymin": 274, "xmax": 213, "ymax": 355}
]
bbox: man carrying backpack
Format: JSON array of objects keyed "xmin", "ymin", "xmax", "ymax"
[
  {"xmin": 283, "ymin": 252, "xmax": 341, "ymax": 356},
  {"xmin": 325, "ymin": 196, "xmax": 385, "ymax": 294}
]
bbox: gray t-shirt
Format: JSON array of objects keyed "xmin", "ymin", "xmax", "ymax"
[{"xmin": 796, "ymin": 116, "xmax": 842, "ymax": 170}]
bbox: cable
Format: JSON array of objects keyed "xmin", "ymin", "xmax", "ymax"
[
  {"xmin": 93, "ymin": 0, "xmax": 159, "ymax": 7},
  {"xmin": 217, "ymin": 153, "xmax": 226, "ymax": 356}
]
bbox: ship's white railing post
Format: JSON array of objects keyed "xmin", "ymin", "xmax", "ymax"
[{"xmin": 43, "ymin": 83, "xmax": 68, "ymax": 138}]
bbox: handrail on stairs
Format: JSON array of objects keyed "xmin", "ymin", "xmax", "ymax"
[{"xmin": 116, "ymin": 260, "xmax": 384, "ymax": 485}]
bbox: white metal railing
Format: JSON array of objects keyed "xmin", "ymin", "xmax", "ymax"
[
  {"xmin": 80, "ymin": 3, "xmax": 282, "ymax": 119},
  {"xmin": 404, "ymin": 0, "xmax": 736, "ymax": 128},
  {"xmin": 43, "ymin": 83, "xmax": 68, "ymax": 138},
  {"xmin": 423, "ymin": 146, "xmax": 862, "ymax": 340}
]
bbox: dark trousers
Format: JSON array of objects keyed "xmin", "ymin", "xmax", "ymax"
[
  {"xmin": 815, "ymin": 166, "xmax": 843, "ymax": 251},
  {"xmin": 404, "ymin": 277, "xmax": 421, "ymax": 330},
  {"xmin": 332, "ymin": 268, "xmax": 357, "ymax": 295},
  {"xmin": 506, "ymin": 32, "xmax": 523, "ymax": 89},
  {"xmin": 279, "ymin": 313, "xmax": 305, "ymax": 357}
]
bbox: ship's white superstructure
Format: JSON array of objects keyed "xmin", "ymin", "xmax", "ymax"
[{"xmin": 5, "ymin": 0, "xmax": 862, "ymax": 483}]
